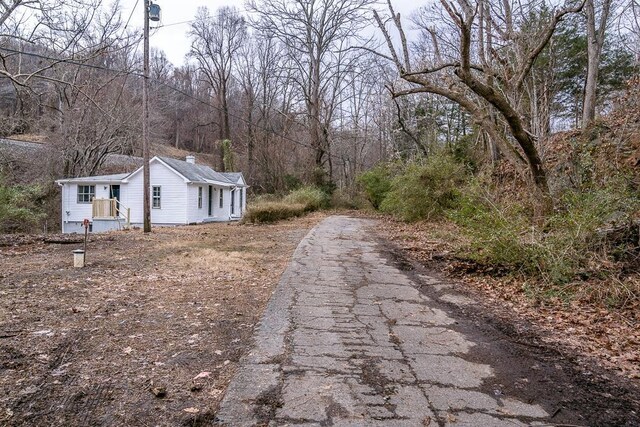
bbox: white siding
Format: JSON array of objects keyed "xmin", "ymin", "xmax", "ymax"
[
  {"xmin": 186, "ymin": 184, "xmax": 204, "ymax": 223},
  {"xmin": 230, "ymin": 188, "xmax": 239, "ymax": 219},
  {"xmin": 187, "ymin": 184, "xmax": 231, "ymax": 222},
  {"xmin": 124, "ymin": 161, "xmax": 188, "ymax": 225},
  {"xmin": 123, "ymin": 173, "xmax": 143, "ymax": 224},
  {"xmin": 61, "ymin": 182, "xmax": 133, "ymax": 233},
  {"xmin": 221, "ymin": 188, "xmax": 232, "ymax": 220},
  {"xmin": 61, "ymin": 182, "xmax": 110, "ymax": 231},
  {"xmin": 198, "ymin": 186, "xmax": 231, "ymax": 221},
  {"xmin": 229, "ymin": 187, "xmax": 247, "ymax": 219},
  {"xmin": 241, "ymin": 188, "xmax": 247, "ymax": 213}
]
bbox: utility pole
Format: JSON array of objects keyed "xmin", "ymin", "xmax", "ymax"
[{"xmin": 142, "ymin": 0, "xmax": 151, "ymax": 233}]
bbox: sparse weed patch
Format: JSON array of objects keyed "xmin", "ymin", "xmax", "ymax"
[
  {"xmin": 244, "ymin": 186, "xmax": 331, "ymax": 224},
  {"xmin": 243, "ymin": 202, "xmax": 307, "ymax": 223},
  {"xmin": 283, "ymin": 186, "xmax": 330, "ymax": 211}
]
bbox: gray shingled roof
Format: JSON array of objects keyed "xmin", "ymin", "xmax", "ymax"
[
  {"xmin": 157, "ymin": 156, "xmax": 235, "ymax": 185},
  {"xmin": 221, "ymin": 172, "xmax": 246, "ymax": 185}
]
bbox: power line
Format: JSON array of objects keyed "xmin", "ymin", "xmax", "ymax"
[
  {"xmin": 158, "ymin": 19, "xmax": 194, "ymax": 28},
  {"xmin": 0, "ymin": 46, "xmax": 144, "ymax": 76},
  {"xmin": 0, "ymin": 46, "xmax": 369, "ymax": 169},
  {"xmin": 124, "ymin": 0, "xmax": 141, "ymax": 30}
]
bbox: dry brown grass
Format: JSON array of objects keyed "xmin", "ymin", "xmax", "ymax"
[{"xmin": 0, "ymin": 213, "xmax": 325, "ymax": 426}]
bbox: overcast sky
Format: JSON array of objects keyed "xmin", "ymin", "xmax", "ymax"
[{"xmin": 119, "ymin": 0, "xmax": 420, "ymax": 66}]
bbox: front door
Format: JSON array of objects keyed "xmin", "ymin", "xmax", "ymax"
[
  {"xmin": 208, "ymin": 186, "xmax": 213, "ymax": 216},
  {"xmin": 109, "ymin": 185, "xmax": 120, "ymax": 216}
]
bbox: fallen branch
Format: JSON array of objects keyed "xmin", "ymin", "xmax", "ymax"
[{"xmin": 43, "ymin": 238, "xmax": 85, "ymax": 244}]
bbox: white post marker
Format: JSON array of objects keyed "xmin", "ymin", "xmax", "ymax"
[{"xmin": 73, "ymin": 249, "xmax": 85, "ymax": 268}]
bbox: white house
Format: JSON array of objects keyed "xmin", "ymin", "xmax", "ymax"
[{"xmin": 56, "ymin": 155, "xmax": 248, "ymax": 233}]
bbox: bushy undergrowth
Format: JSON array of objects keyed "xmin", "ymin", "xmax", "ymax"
[
  {"xmin": 451, "ymin": 183, "xmax": 639, "ymax": 286},
  {"xmin": 244, "ymin": 186, "xmax": 329, "ymax": 224},
  {"xmin": 357, "ymin": 163, "xmax": 394, "ymax": 209},
  {"xmin": 449, "ymin": 190, "xmax": 543, "ymax": 275},
  {"xmin": 331, "ymin": 188, "xmax": 368, "ymax": 210},
  {"xmin": 379, "ymin": 154, "xmax": 468, "ymax": 221},
  {"xmin": 358, "ymin": 154, "xmax": 640, "ymax": 291},
  {"xmin": 0, "ymin": 181, "xmax": 47, "ymax": 232}
]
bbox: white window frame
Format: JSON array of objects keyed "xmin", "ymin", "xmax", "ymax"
[
  {"xmin": 219, "ymin": 188, "xmax": 223, "ymax": 209},
  {"xmin": 152, "ymin": 186, "xmax": 161, "ymax": 209},
  {"xmin": 77, "ymin": 185, "xmax": 95, "ymax": 204},
  {"xmin": 198, "ymin": 186, "xmax": 203, "ymax": 209}
]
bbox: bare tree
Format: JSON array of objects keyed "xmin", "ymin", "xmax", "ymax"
[
  {"xmin": 0, "ymin": 0, "xmax": 140, "ymax": 146},
  {"xmin": 628, "ymin": 0, "xmax": 640, "ymax": 60},
  {"xmin": 51, "ymin": 75, "xmax": 138, "ymax": 177},
  {"xmin": 247, "ymin": 0, "xmax": 375, "ymax": 185},
  {"xmin": 250, "ymin": 33, "xmax": 301, "ymax": 191},
  {"xmin": 0, "ymin": 0, "xmax": 118, "ymax": 87},
  {"xmin": 332, "ymin": 54, "xmax": 384, "ymax": 186},
  {"xmin": 375, "ymin": 0, "xmax": 584, "ymax": 213},
  {"xmin": 42, "ymin": 7, "xmax": 140, "ymax": 177},
  {"xmin": 189, "ymin": 6, "xmax": 246, "ymax": 170},
  {"xmin": 236, "ymin": 36, "xmax": 258, "ymax": 181}
]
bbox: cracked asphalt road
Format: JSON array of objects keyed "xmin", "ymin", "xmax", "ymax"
[{"xmin": 215, "ymin": 216, "xmax": 568, "ymax": 426}]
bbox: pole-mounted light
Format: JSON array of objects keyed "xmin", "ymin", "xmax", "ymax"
[{"xmin": 149, "ymin": 3, "xmax": 161, "ymax": 22}]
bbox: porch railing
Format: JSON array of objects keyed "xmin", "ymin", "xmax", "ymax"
[{"xmin": 92, "ymin": 198, "xmax": 131, "ymax": 228}]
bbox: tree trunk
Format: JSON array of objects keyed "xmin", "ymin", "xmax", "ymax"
[
  {"xmin": 175, "ymin": 120, "xmax": 180, "ymax": 148},
  {"xmin": 455, "ymin": 67, "xmax": 551, "ymax": 211},
  {"xmin": 310, "ymin": 54, "xmax": 324, "ymax": 174},
  {"xmin": 582, "ymin": 0, "xmax": 611, "ymax": 128},
  {"xmin": 582, "ymin": 33, "xmax": 600, "ymax": 126},
  {"xmin": 247, "ymin": 106, "xmax": 254, "ymax": 180},
  {"xmin": 221, "ymin": 81, "xmax": 231, "ymax": 140}
]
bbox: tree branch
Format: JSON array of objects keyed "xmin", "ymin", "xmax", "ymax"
[{"xmin": 513, "ymin": 0, "xmax": 587, "ymax": 90}]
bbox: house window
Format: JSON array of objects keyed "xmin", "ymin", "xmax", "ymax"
[
  {"xmin": 219, "ymin": 189, "xmax": 223, "ymax": 208},
  {"xmin": 239, "ymin": 188, "xmax": 243, "ymax": 212},
  {"xmin": 152, "ymin": 186, "xmax": 161, "ymax": 208},
  {"xmin": 231, "ymin": 189, "xmax": 235, "ymax": 215},
  {"xmin": 198, "ymin": 186, "xmax": 203, "ymax": 209},
  {"xmin": 77, "ymin": 185, "xmax": 95, "ymax": 203}
]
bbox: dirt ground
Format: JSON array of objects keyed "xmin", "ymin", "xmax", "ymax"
[
  {"xmin": 0, "ymin": 213, "xmax": 324, "ymax": 427},
  {"xmin": 3, "ymin": 211, "xmax": 639, "ymax": 426}
]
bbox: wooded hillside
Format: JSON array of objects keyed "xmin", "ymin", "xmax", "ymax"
[{"xmin": 0, "ymin": 0, "xmax": 638, "ymax": 230}]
